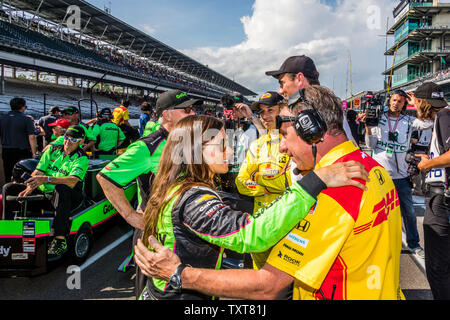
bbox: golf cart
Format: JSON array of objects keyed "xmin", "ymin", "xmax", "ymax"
[{"xmin": 0, "ymin": 97, "xmax": 138, "ymax": 277}]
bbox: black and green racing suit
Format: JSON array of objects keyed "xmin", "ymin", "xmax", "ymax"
[
  {"xmin": 141, "ymin": 172, "xmax": 327, "ymax": 300},
  {"xmin": 98, "ymin": 126, "xmax": 168, "ymax": 298}
]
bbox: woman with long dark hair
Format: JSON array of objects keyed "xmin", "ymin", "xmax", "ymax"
[{"xmin": 140, "ymin": 115, "xmax": 369, "ymax": 300}]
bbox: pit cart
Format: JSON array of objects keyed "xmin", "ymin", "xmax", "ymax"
[{"xmin": 0, "ymin": 158, "xmax": 137, "ymax": 277}]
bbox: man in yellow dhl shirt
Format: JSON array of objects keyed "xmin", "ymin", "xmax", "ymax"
[{"xmin": 134, "ymin": 86, "xmax": 404, "ymax": 300}]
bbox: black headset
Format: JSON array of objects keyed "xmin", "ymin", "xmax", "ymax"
[{"xmin": 287, "ymin": 89, "xmax": 328, "ymax": 145}]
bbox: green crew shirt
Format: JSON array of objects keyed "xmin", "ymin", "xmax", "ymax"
[
  {"xmin": 35, "ymin": 144, "xmax": 89, "ymax": 194},
  {"xmin": 50, "ymin": 136, "xmax": 64, "ymax": 146},
  {"xmin": 91, "ymin": 120, "xmax": 126, "ymax": 152},
  {"xmin": 143, "ymin": 121, "xmax": 161, "ymax": 137},
  {"xmin": 78, "ymin": 122, "xmax": 95, "ymax": 142},
  {"xmin": 99, "ymin": 126, "xmax": 168, "ymax": 210}
]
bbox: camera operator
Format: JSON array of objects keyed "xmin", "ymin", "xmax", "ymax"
[
  {"xmin": 362, "ymin": 89, "xmax": 434, "ymax": 259},
  {"xmin": 412, "ymin": 82, "xmax": 450, "ymax": 300}
]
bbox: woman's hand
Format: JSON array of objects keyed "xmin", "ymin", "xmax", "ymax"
[
  {"xmin": 233, "ymin": 103, "xmax": 253, "ymax": 119},
  {"xmin": 314, "ymin": 161, "xmax": 370, "ymax": 190},
  {"xmin": 406, "ymin": 91, "xmax": 417, "ymax": 106}
]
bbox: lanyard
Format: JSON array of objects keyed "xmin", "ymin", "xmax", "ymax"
[{"xmin": 387, "ymin": 114, "xmax": 401, "ymax": 134}]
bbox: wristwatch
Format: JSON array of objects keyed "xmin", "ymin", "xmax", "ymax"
[
  {"xmin": 47, "ymin": 176, "xmax": 52, "ymax": 183},
  {"xmin": 168, "ymin": 263, "xmax": 190, "ymax": 293}
]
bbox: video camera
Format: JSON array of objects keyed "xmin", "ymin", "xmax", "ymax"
[
  {"xmin": 221, "ymin": 93, "xmax": 244, "ymax": 111},
  {"xmin": 363, "ymin": 92, "xmax": 385, "ymax": 127},
  {"xmin": 405, "ymin": 151, "xmax": 423, "ymax": 176}
]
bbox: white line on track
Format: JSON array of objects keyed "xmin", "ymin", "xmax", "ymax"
[{"xmin": 79, "ymin": 230, "xmax": 133, "ymax": 272}]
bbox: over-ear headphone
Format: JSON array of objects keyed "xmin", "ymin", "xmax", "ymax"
[
  {"xmin": 288, "ymin": 89, "xmax": 328, "ymax": 145},
  {"xmin": 388, "ymin": 89, "xmax": 408, "ymax": 112}
]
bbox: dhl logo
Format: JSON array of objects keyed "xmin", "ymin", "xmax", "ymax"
[{"xmin": 353, "ymin": 189, "xmax": 399, "ymax": 235}]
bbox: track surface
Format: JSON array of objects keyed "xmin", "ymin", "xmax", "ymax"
[{"xmin": 0, "ymin": 200, "xmax": 433, "ymax": 300}]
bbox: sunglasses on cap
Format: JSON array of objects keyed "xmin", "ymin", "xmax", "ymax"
[
  {"xmin": 64, "ymin": 135, "xmax": 82, "ymax": 143},
  {"xmin": 276, "ymin": 115, "xmax": 297, "ymax": 130}
]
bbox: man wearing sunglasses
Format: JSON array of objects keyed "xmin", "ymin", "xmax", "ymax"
[
  {"xmin": 16, "ymin": 125, "xmax": 89, "ymax": 261},
  {"xmin": 362, "ymin": 89, "xmax": 434, "ymax": 259},
  {"xmin": 97, "ymin": 89, "xmax": 200, "ymax": 298}
]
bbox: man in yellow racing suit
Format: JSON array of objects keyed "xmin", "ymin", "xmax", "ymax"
[{"xmin": 235, "ymin": 91, "xmax": 291, "ymax": 269}]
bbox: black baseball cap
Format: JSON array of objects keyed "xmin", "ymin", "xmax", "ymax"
[
  {"xmin": 64, "ymin": 106, "xmax": 79, "ymax": 115},
  {"xmin": 99, "ymin": 108, "xmax": 112, "ymax": 117},
  {"xmin": 265, "ymin": 55, "xmax": 319, "ymax": 80},
  {"xmin": 251, "ymin": 91, "xmax": 284, "ymax": 111},
  {"xmin": 156, "ymin": 90, "xmax": 202, "ymax": 116},
  {"xmin": 49, "ymin": 106, "xmax": 60, "ymax": 114},
  {"xmin": 65, "ymin": 125, "xmax": 86, "ymax": 140},
  {"xmin": 414, "ymin": 82, "xmax": 448, "ymax": 108}
]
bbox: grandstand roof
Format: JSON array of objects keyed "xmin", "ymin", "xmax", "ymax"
[{"xmin": 7, "ymin": 0, "xmax": 257, "ymax": 96}]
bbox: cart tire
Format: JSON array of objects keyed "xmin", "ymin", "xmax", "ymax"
[{"xmin": 71, "ymin": 224, "xmax": 93, "ymax": 264}]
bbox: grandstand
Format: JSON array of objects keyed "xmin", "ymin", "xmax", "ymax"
[
  {"xmin": 0, "ymin": 0, "xmax": 257, "ymax": 117},
  {"xmin": 0, "ymin": 77, "xmax": 128, "ymax": 119},
  {"xmin": 382, "ymin": 0, "xmax": 450, "ymax": 96}
]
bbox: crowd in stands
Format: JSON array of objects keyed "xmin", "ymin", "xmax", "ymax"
[
  {"xmin": 0, "ymin": 10, "xmax": 225, "ymax": 98},
  {"xmin": 402, "ymin": 67, "xmax": 450, "ymax": 92}
]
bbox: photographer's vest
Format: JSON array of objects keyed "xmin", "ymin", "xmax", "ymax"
[{"xmin": 371, "ymin": 113, "xmax": 413, "ymax": 180}]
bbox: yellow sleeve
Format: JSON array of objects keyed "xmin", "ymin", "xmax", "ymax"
[
  {"xmin": 123, "ymin": 109, "xmax": 130, "ymax": 121},
  {"xmin": 235, "ymin": 143, "xmax": 267, "ymax": 197},
  {"xmin": 266, "ymin": 194, "xmax": 355, "ymax": 289}
]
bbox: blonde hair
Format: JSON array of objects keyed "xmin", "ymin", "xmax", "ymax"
[{"xmin": 415, "ymin": 98, "xmax": 437, "ymax": 121}]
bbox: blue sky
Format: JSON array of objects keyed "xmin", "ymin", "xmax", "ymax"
[
  {"xmin": 85, "ymin": 0, "xmax": 397, "ymax": 98},
  {"xmin": 86, "ymin": 0, "xmax": 254, "ymax": 49}
]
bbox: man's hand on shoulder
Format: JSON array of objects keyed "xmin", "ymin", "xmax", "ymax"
[{"xmin": 134, "ymin": 236, "xmax": 181, "ymax": 281}]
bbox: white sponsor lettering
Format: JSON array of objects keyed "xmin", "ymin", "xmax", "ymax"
[
  {"xmin": 199, "ymin": 200, "xmax": 221, "ymax": 212},
  {"xmin": 286, "ymin": 233, "xmax": 309, "ymax": 248}
]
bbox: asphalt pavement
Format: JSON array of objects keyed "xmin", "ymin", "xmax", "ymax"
[
  {"xmin": 400, "ymin": 195, "xmax": 432, "ymax": 300},
  {"xmin": 0, "ymin": 196, "xmax": 434, "ymax": 300}
]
